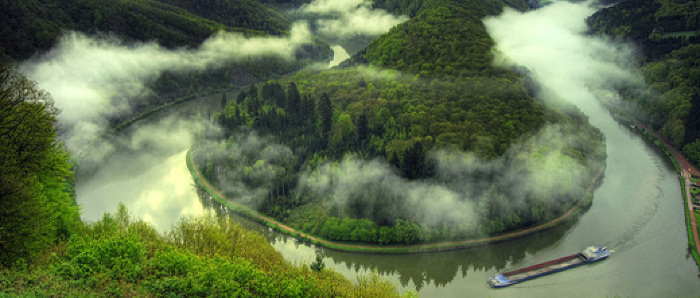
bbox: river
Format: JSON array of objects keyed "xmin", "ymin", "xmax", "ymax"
[{"xmin": 75, "ymin": 4, "xmax": 700, "ymax": 298}]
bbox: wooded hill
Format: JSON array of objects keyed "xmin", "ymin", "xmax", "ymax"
[
  {"xmin": 0, "ymin": 0, "xmax": 332, "ymax": 131},
  {"xmin": 587, "ymin": 0, "xmax": 700, "ymax": 165},
  {"xmin": 0, "ymin": 0, "xmax": 296, "ymax": 62},
  {"xmin": 197, "ymin": 0, "xmax": 606, "ymax": 246}
]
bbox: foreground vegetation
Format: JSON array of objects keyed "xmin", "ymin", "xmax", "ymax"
[
  {"xmin": 0, "ymin": 60, "xmax": 411, "ymax": 297},
  {"xmin": 0, "ymin": 206, "xmax": 416, "ymax": 298}
]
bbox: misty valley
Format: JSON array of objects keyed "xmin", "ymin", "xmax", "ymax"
[{"xmin": 3, "ymin": 0, "xmax": 700, "ymax": 297}]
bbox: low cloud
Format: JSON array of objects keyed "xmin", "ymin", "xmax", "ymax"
[
  {"xmin": 20, "ymin": 22, "xmax": 312, "ymax": 152},
  {"xmin": 484, "ymin": 2, "xmax": 642, "ymax": 111},
  {"xmin": 299, "ymin": 124, "xmax": 597, "ymax": 228},
  {"xmin": 201, "ymin": 133, "xmax": 296, "ymax": 209},
  {"xmin": 296, "ymin": 0, "xmax": 408, "ymax": 39}
]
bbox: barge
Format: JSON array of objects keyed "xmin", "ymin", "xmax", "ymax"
[{"xmin": 488, "ymin": 246, "xmax": 611, "ymax": 288}]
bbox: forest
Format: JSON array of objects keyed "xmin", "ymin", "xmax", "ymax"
[
  {"xmin": 587, "ymin": 0, "xmax": 700, "ymax": 165},
  {"xmin": 195, "ymin": 0, "xmax": 606, "ymax": 246}
]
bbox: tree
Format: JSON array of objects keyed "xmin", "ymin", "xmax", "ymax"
[
  {"xmin": 318, "ymin": 93, "xmax": 332, "ymax": 144},
  {"xmin": 683, "ymin": 139, "xmax": 700, "ymax": 165},
  {"xmin": 220, "ymin": 92, "xmax": 227, "ymax": 109},
  {"xmin": 402, "ymin": 141, "xmax": 426, "ymax": 179},
  {"xmin": 310, "ymin": 252, "xmax": 325, "ymax": 272},
  {"xmin": 357, "ymin": 113, "xmax": 369, "ymax": 148},
  {"xmin": 236, "ymin": 90, "xmax": 246, "ymax": 104},
  {"xmin": 286, "ymin": 82, "xmax": 301, "ymax": 119},
  {"xmin": 0, "ymin": 61, "xmax": 79, "ymax": 266}
]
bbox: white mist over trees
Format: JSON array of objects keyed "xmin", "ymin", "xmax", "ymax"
[
  {"xmin": 484, "ymin": 2, "xmax": 640, "ymax": 115},
  {"xmin": 20, "ymin": 23, "xmax": 313, "ymax": 152},
  {"xmin": 296, "ymin": 0, "xmax": 409, "ymax": 38}
]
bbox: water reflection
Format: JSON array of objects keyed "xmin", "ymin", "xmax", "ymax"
[
  {"xmin": 198, "ymin": 185, "xmax": 579, "ymax": 291},
  {"xmin": 75, "ymin": 92, "xmax": 226, "ymax": 231}
]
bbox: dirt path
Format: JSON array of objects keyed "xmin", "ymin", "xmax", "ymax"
[
  {"xmin": 637, "ymin": 123, "xmax": 700, "ymax": 259},
  {"xmin": 188, "ymin": 149, "xmax": 604, "ymax": 253}
]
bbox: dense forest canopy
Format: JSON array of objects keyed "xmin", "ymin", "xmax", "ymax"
[
  {"xmin": 195, "ymin": 0, "xmax": 606, "ymax": 245},
  {"xmin": 0, "ymin": 0, "xmax": 296, "ymax": 62},
  {"xmin": 587, "ymin": 0, "xmax": 700, "ymax": 165}
]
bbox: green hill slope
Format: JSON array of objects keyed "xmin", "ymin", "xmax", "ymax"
[
  {"xmin": 0, "ymin": 0, "xmax": 323, "ymax": 63},
  {"xmin": 587, "ymin": 0, "xmax": 700, "ymax": 164}
]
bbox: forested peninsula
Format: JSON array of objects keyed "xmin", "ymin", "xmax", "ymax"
[{"xmin": 193, "ymin": 0, "xmax": 606, "ymax": 247}]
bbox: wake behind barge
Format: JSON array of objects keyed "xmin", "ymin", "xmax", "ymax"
[{"xmin": 488, "ymin": 246, "xmax": 611, "ymax": 288}]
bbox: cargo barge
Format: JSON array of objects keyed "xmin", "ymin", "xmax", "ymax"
[{"xmin": 488, "ymin": 246, "xmax": 611, "ymax": 288}]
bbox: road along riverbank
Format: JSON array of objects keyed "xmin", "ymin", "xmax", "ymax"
[
  {"xmin": 187, "ymin": 148, "xmax": 605, "ymax": 253},
  {"xmin": 636, "ymin": 123, "xmax": 700, "ymax": 267}
]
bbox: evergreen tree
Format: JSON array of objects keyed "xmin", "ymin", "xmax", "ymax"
[
  {"xmin": 357, "ymin": 113, "xmax": 369, "ymax": 148},
  {"xmin": 236, "ymin": 90, "xmax": 246, "ymax": 104},
  {"xmin": 286, "ymin": 82, "xmax": 301, "ymax": 118},
  {"xmin": 402, "ymin": 141, "xmax": 426, "ymax": 179},
  {"xmin": 220, "ymin": 92, "xmax": 227, "ymax": 109},
  {"xmin": 318, "ymin": 93, "xmax": 332, "ymax": 144}
]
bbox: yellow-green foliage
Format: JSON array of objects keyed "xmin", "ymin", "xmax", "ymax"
[{"xmin": 0, "ymin": 206, "xmax": 416, "ymax": 298}]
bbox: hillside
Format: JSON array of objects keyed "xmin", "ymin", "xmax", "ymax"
[
  {"xmin": 197, "ymin": 0, "xmax": 606, "ymax": 246},
  {"xmin": 587, "ymin": 0, "xmax": 700, "ymax": 165},
  {"xmin": 0, "ymin": 0, "xmax": 332, "ymax": 133},
  {"xmin": 0, "ymin": 59, "xmax": 413, "ymax": 297},
  {"xmin": 0, "ymin": 0, "xmax": 295, "ymax": 62}
]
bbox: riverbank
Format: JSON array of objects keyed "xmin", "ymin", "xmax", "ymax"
[
  {"xmin": 635, "ymin": 123, "xmax": 700, "ymax": 268},
  {"xmin": 71, "ymin": 87, "xmax": 239, "ymax": 169},
  {"xmin": 187, "ymin": 148, "xmax": 605, "ymax": 253}
]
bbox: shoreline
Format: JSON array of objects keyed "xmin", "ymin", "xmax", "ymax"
[
  {"xmin": 187, "ymin": 147, "xmax": 605, "ymax": 253},
  {"xmin": 634, "ymin": 123, "xmax": 700, "ymax": 268}
]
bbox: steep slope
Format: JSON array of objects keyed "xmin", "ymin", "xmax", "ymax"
[
  {"xmin": 0, "ymin": 0, "xmax": 295, "ymax": 62},
  {"xmin": 588, "ymin": 0, "xmax": 700, "ymax": 163}
]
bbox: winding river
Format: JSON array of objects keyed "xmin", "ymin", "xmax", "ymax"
[{"xmin": 75, "ymin": 4, "xmax": 700, "ymax": 298}]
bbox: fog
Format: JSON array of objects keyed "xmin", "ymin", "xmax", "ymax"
[
  {"xmin": 296, "ymin": 0, "xmax": 408, "ymax": 39},
  {"xmin": 20, "ymin": 22, "xmax": 312, "ymax": 153},
  {"xmin": 76, "ymin": 112, "xmax": 218, "ymax": 229},
  {"xmin": 26, "ymin": 0, "xmax": 635, "ymax": 233},
  {"xmin": 20, "ymin": 0, "xmax": 406, "ymax": 154},
  {"xmin": 484, "ymin": 1, "xmax": 641, "ymax": 113},
  {"xmin": 204, "ymin": 132, "xmax": 296, "ymax": 209},
  {"xmin": 296, "ymin": 123, "xmax": 595, "ymax": 228}
]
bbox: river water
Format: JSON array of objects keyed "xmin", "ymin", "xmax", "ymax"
[{"xmin": 75, "ymin": 4, "xmax": 700, "ymax": 298}]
